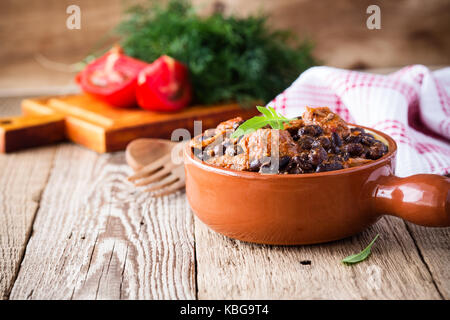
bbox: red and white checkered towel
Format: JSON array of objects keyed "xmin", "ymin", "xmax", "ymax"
[{"xmin": 269, "ymin": 65, "xmax": 450, "ymax": 177}]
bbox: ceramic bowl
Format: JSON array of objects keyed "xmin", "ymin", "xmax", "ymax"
[{"xmin": 184, "ymin": 125, "xmax": 450, "ymax": 245}]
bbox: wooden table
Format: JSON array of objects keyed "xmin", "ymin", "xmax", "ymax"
[{"xmin": 0, "ymin": 96, "xmax": 449, "ymax": 300}]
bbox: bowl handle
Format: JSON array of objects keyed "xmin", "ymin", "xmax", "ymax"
[{"xmin": 371, "ymin": 174, "xmax": 450, "ymax": 227}]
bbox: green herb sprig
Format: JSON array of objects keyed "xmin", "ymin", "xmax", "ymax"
[
  {"xmin": 342, "ymin": 234, "xmax": 380, "ymax": 265},
  {"xmin": 231, "ymin": 106, "xmax": 292, "ymax": 139},
  {"xmin": 116, "ymin": 0, "xmax": 317, "ymax": 105}
]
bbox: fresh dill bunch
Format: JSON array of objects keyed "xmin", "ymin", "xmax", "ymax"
[{"xmin": 116, "ymin": 0, "xmax": 317, "ymax": 106}]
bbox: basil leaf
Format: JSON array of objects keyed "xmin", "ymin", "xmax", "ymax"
[
  {"xmin": 256, "ymin": 106, "xmax": 273, "ymax": 118},
  {"xmin": 268, "ymin": 106, "xmax": 288, "ymax": 120},
  {"xmin": 231, "ymin": 106, "xmax": 293, "ymax": 139},
  {"xmin": 231, "ymin": 116, "xmax": 269, "ymax": 139},
  {"xmin": 342, "ymin": 234, "xmax": 380, "ymax": 265}
]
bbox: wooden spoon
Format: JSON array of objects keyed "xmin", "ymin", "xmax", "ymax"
[{"xmin": 125, "ymin": 138, "xmax": 177, "ymax": 172}]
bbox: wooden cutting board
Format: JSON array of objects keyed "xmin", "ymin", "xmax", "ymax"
[
  {"xmin": 0, "ymin": 114, "xmax": 65, "ymax": 153},
  {"xmin": 14, "ymin": 94, "xmax": 257, "ymax": 153}
]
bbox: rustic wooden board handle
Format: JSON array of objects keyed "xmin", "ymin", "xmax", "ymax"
[
  {"xmin": 0, "ymin": 115, "xmax": 65, "ymax": 153},
  {"xmin": 372, "ymin": 174, "xmax": 450, "ymax": 227}
]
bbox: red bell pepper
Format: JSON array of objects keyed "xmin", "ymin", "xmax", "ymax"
[
  {"xmin": 75, "ymin": 46, "xmax": 148, "ymax": 108},
  {"xmin": 136, "ymin": 55, "xmax": 192, "ymax": 112}
]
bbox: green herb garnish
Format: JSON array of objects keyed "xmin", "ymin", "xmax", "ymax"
[
  {"xmin": 342, "ymin": 234, "xmax": 380, "ymax": 265},
  {"xmin": 116, "ymin": 0, "xmax": 317, "ymax": 105},
  {"xmin": 231, "ymin": 106, "xmax": 292, "ymax": 139}
]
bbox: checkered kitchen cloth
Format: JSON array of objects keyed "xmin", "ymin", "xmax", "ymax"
[{"xmin": 269, "ymin": 65, "xmax": 450, "ymax": 177}]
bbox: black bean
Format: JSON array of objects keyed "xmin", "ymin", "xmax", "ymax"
[
  {"xmin": 360, "ymin": 146, "xmax": 370, "ymax": 158},
  {"xmin": 249, "ymin": 159, "xmax": 262, "ymax": 172},
  {"xmin": 289, "ymin": 154, "xmax": 313, "ymax": 172},
  {"xmin": 285, "ymin": 160, "xmax": 296, "ymax": 173},
  {"xmin": 327, "ymin": 154, "xmax": 343, "ymax": 162},
  {"xmin": 344, "ymin": 143, "xmax": 364, "ymax": 156},
  {"xmin": 331, "ymin": 132, "xmax": 342, "ymax": 147},
  {"xmin": 285, "ymin": 156, "xmax": 297, "ymax": 172},
  {"xmin": 341, "ymin": 152, "xmax": 350, "ymax": 161},
  {"xmin": 345, "ymin": 134, "xmax": 362, "ymax": 144},
  {"xmin": 367, "ymin": 142, "xmax": 388, "ymax": 160},
  {"xmin": 295, "ymin": 153, "xmax": 309, "ymax": 163},
  {"xmin": 298, "ymin": 136, "xmax": 314, "ymax": 150},
  {"xmin": 351, "ymin": 127, "xmax": 365, "ymax": 134},
  {"xmin": 298, "ymin": 125, "xmax": 323, "ymax": 137},
  {"xmin": 367, "ymin": 148, "xmax": 381, "ymax": 160},
  {"xmin": 312, "ymin": 125, "xmax": 323, "ymax": 136},
  {"xmin": 298, "ymin": 152, "xmax": 312, "ymax": 165},
  {"xmin": 374, "ymin": 140, "xmax": 388, "ymax": 152},
  {"xmin": 312, "ymin": 136, "xmax": 331, "ymax": 151},
  {"xmin": 361, "ymin": 134, "xmax": 375, "ymax": 146},
  {"xmin": 316, "ymin": 161, "xmax": 344, "ymax": 173},
  {"xmin": 257, "ymin": 156, "xmax": 286, "ymax": 174},
  {"xmin": 309, "ymin": 147, "xmax": 327, "ymax": 166},
  {"xmin": 299, "ymin": 163, "xmax": 314, "ymax": 172},
  {"xmin": 289, "ymin": 156, "xmax": 300, "ymax": 164},
  {"xmin": 279, "ymin": 156, "xmax": 291, "ymax": 170},
  {"xmin": 288, "ymin": 166, "xmax": 303, "ymax": 174}
]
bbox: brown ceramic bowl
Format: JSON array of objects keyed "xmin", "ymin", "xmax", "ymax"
[{"xmin": 184, "ymin": 125, "xmax": 450, "ymax": 245}]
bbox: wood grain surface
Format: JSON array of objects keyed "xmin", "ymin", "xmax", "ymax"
[
  {"xmin": 404, "ymin": 223, "xmax": 449, "ymax": 298},
  {"xmin": 0, "ymin": 146, "xmax": 55, "ymax": 299},
  {"xmin": 1, "ymin": 97, "xmax": 449, "ymax": 300},
  {"xmin": 8, "ymin": 146, "xmax": 195, "ymax": 299},
  {"xmin": 194, "ymin": 216, "xmax": 447, "ymax": 299},
  {"xmin": 0, "ymin": 98, "xmax": 57, "ymax": 299}
]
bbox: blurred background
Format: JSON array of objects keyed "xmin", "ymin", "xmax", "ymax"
[{"xmin": 1, "ymin": 0, "xmax": 449, "ymax": 95}]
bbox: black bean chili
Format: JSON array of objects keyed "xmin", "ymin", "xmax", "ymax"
[{"xmin": 190, "ymin": 107, "xmax": 388, "ymax": 174}]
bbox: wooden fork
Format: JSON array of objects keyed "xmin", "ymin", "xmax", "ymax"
[{"xmin": 127, "ymin": 141, "xmax": 186, "ymax": 197}]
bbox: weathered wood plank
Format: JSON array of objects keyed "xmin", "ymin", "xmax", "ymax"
[
  {"xmin": 195, "ymin": 215, "xmax": 445, "ymax": 299},
  {"xmin": 0, "ymin": 147, "xmax": 55, "ymax": 299},
  {"xmin": 9, "ymin": 145, "xmax": 195, "ymax": 299},
  {"xmin": 404, "ymin": 223, "xmax": 449, "ymax": 299},
  {"xmin": 0, "ymin": 98, "xmax": 56, "ymax": 299}
]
